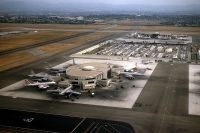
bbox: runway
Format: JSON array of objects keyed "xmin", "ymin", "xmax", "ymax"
[{"xmin": 134, "ymin": 63, "xmax": 188, "ymax": 115}]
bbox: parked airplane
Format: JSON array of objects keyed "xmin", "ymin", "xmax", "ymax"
[
  {"xmin": 119, "ymin": 67, "xmax": 146, "ymax": 79},
  {"xmin": 44, "ymin": 61, "xmax": 72, "ymax": 74},
  {"xmin": 47, "ymin": 84, "xmax": 81, "ymax": 100},
  {"xmin": 124, "ymin": 63, "xmax": 151, "ymax": 72},
  {"xmin": 47, "ymin": 67, "xmax": 66, "ymax": 74},
  {"xmin": 124, "ymin": 74, "xmax": 135, "ymax": 80},
  {"xmin": 28, "ymin": 70, "xmax": 61, "ymax": 82},
  {"xmin": 28, "ymin": 70, "xmax": 51, "ymax": 81},
  {"xmin": 24, "ymin": 79, "xmax": 56, "ymax": 89},
  {"xmin": 120, "ymin": 71, "xmax": 145, "ymax": 76},
  {"xmin": 142, "ymin": 60, "xmax": 154, "ymax": 65}
]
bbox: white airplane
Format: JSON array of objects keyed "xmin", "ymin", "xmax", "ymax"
[
  {"xmin": 47, "ymin": 84, "xmax": 81, "ymax": 100},
  {"xmin": 28, "ymin": 70, "xmax": 51, "ymax": 81},
  {"xmin": 124, "ymin": 63, "xmax": 152, "ymax": 72},
  {"xmin": 119, "ymin": 64, "xmax": 146, "ymax": 79},
  {"xmin": 119, "ymin": 71, "xmax": 145, "ymax": 80},
  {"xmin": 120, "ymin": 71, "xmax": 145, "ymax": 76},
  {"xmin": 24, "ymin": 79, "xmax": 56, "ymax": 89},
  {"xmin": 28, "ymin": 70, "xmax": 61, "ymax": 82}
]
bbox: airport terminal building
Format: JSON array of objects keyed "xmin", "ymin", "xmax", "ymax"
[{"xmin": 66, "ymin": 62, "xmax": 111, "ymax": 90}]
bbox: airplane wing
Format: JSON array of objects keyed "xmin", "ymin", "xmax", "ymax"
[
  {"xmin": 120, "ymin": 71, "xmax": 145, "ymax": 76},
  {"xmin": 38, "ymin": 84, "xmax": 49, "ymax": 89},
  {"xmin": 59, "ymin": 89, "xmax": 70, "ymax": 95},
  {"xmin": 130, "ymin": 72, "xmax": 145, "ymax": 76},
  {"xmin": 59, "ymin": 85, "xmax": 73, "ymax": 95},
  {"xmin": 71, "ymin": 91, "xmax": 81, "ymax": 95}
]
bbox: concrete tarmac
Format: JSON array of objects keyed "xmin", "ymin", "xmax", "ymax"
[{"xmin": 0, "ymin": 63, "xmax": 200, "ymax": 133}]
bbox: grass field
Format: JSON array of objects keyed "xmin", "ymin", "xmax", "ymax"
[
  {"xmin": 0, "ymin": 52, "xmax": 38, "ymax": 72},
  {"xmin": 105, "ymin": 19, "xmax": 161, "ymax": 26},
  {"xmin": 0, "ymin": 31, "xmax": 80, "ymax": 52},
  {"xmin": 0, "ymin": 23, "xmax": 107, "ymax": 30},
  {"xmin": 1, "ymin": 23, "xmax": 199, "ymax": 34},
  {"xmin": 137, "ymin": 26, "xmax": 200, "ymax": 34},
  {"xmin": 106, "ymin": 25, "xmax": 200, "ymax": 34},
  {"xmin": 0, "ymin": 30, "xmax": 112, "ymax": 72},
  {"xmin": 39, "ymin": 32, "xmax": 112, "ymax": 53}
]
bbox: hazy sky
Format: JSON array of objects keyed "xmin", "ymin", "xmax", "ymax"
[
  {"xmin": 2, "ymin": 0, "xmax": 200, "ymax": 5},
  {"xmin": 0, "ymin": 0, "xmax": 199, "ymax": 13},
  {"xmin": 69, "ymin": 0, "xmax": 200, "ymax": 5}
]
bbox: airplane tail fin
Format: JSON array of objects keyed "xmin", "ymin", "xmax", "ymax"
[
  {"xmin": 24, "ymin": 79, "xmax": 32, "ymax": 86},
  {"xmin": 30, "ymin": 69, "xmax": 35, "ymax": 75}
]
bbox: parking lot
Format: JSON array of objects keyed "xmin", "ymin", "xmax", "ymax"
[
  {"xmin": 86, "ymin": 41, "xmax": 188, "ymax": 62},
  {"xmin": 80, "ymin": 32, "xmax": 191, "ymax": 63}
]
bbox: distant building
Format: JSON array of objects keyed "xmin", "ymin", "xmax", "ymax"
[
  {"xmin": 77, "ymin": 16, "xmax": 84, "ymax": 21},
  {"xmin": 198, "ymin": 49, "xmax": 200, "ymax": 60}
]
